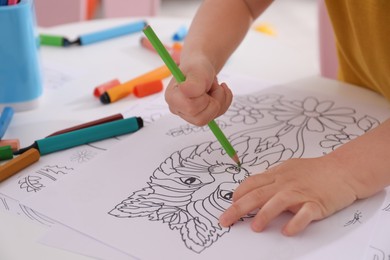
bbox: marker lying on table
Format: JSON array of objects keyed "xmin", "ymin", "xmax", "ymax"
[
  {"xmin": 99, "ymin": 65, "xmax": 171, "ymax": 104},
  {"xmin": 14, "ymin": 117, "xmax": 143, "ymax": 156},
  {"xmin": 0, "ymin": 148, "xmax": 40, "ymax": 183},
  {"xmin": 143, "ymin": 25, "xmax": 241, "ymax": 167},
  {"xmin": 40, "ymin": 20, "xmax": 146, "ymax": 47},
  {"xmin": 46, "ymin": 113, "xmax": 124, "ymax": 137}
]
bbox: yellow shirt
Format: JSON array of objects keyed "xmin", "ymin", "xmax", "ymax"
[{"xmin": 325, "ymin": 0, "xmax": 390, "ymax": 100}]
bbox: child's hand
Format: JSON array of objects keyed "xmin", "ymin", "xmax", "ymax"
[
  {"xmin": 219, "ymin": 156, "xmax": 359, "ymax": 236},
  {"xmin": 165, "ymin": 56, "xmax": 233, "ymax": 126}
]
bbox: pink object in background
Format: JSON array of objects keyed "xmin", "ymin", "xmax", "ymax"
[
  {"xmin": 318, "ymin": 0, "xmax": 338, "ymax": 80},
  {"xmin": 102, "ymin": 0, "xmax": 160, "ymax": 18},
  {"xmin": 34, "ymin": 0, "xmax": 87, "ymax": 27}
]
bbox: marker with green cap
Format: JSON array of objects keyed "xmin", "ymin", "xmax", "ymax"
[
  {"xmin": 0, "ymin": 145, "xmax": 13, "ymax": 161},
  {"xmin": 39, "ymin": 20, "xmax": 146, "ymax": 47},
  {"xmin": 39, "ymin": 34, "xmax": 73, "ymax": 47},
  {"xmin": 143, "ymin": 25, "xmax": 240, "ymax": 167},
  {"xmin": 14, "ymin": 117, "xmax": 143, "ymax": 156}
]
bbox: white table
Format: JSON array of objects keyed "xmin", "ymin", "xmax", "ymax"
[{"xmin": 0, "ymin": 17, "xmax": 321, "ymax": 259}]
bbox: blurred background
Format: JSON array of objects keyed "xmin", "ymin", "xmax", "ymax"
[{"xmin": 34, "ymin": 0, "xmax": 336, "ymax": 80}]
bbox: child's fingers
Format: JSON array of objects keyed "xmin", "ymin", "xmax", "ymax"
[
  {"xmin": 232, "ymin": 173, "xmax": 276, "ymax": 202},
  {"xmin": 210, "ymin": 82, "xmax": 233, "ymax": 118},
  {"xmin": 219, "ymin": 185, "xmax": 274, "ymax": 227},
  {"xmin": 250, "ymin": 191, "xmax": 305, "ymax": 232},
  {"xmin": 282, "ymin": 202, "xmax": 323, "ymax": 236},
  {"xmin": 177, "ymin": 99, "xmax": 220, "ymax": 126}
]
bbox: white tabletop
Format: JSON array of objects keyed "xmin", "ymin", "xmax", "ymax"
[{"xmin": 0, "ymin": 16, "xmax": 321, "ymax": 259}]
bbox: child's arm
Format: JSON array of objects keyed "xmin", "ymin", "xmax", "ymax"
[
  {"xmin": 165, "ymin": 0, "xmax": 274, "ymax": 126},
  {"xmin": 219, "ymin": 119, "xmax": 390, "ymax": 235}
]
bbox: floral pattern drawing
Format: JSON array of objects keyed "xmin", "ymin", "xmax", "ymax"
[{"xmin": 109, "ymin": 92, "xmax": 381, "ymax": 254}]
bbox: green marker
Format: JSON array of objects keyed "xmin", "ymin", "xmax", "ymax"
[{"xmin": 143, "ymin": 25, "xmax": 240, "ymax": 166}]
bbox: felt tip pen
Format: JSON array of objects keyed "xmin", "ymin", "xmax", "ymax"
[
  {"xmin": 79, "ymin": 20, "xmax": 146, "ymax": 45},
  {"xmin": 0, "ymin": 148, "xmax": 40, "ymax": 183},
  {"xmin": 46, "ymin": 113, "xmax": 124, "ymax": 137},
  {"xmin": 100, "ymin": 65, "xmax": 171, "ymax": 104},
  {"xmin": 14, "ymin": 117, "xmax": 143, "ymax": 156},
  {"xmin": 143, "ymin": 25, "xmax": 241, "ymax": 167},
  {"xmin": 40, "ymin": 20, "xmax": 146, "ymax": 47},
  {"xmin": 0, "ymin": 106, "xmax": 14, "ymax": 139}
]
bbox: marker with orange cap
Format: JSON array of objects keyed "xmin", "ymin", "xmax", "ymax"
[{"xmin": 100, "ymin": 65, "xmax": 171, "ymax": 104}]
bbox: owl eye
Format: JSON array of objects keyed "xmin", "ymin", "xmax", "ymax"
[
  {"xmin": 219, "ymin": 190, "xmax": 233, "ymax": 201},
  {"xmin": 179, "ymin": 177, "xmax": 202, "ymax": 185},
  {"xmin": 226, "ymin": 166, "xmax": 240, "ymax": 174}
]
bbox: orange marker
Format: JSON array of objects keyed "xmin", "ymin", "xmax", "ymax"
[
  {"xmin": 0, "ymin": 139, "xmax": 20, "ymax": 152},
  {"xmin": 0, "ymin": 148, "xmax": 40, "ymax": 182},
  {"xmin": 93, "ymin": 79, "xmax": 121, "ymax": 97},
  {"xmin": 133, "ymin": 80, "xmax": 163, "ymax": 98},
  {"xmin": 100, "ymin": 65, "xmax": 171, "ymax": 104}
]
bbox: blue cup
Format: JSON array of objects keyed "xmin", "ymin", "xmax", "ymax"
[{"xmin": 0, "ymin": 0, "xmax": 42, "ymax": 111}]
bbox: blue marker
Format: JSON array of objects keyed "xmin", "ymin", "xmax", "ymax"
[
  {"xmin": 40, "ymin": 20, "xmax": 147, "ymax": 47},
  {"xmin": 14, "ymin": 117, "xmax": 143, "ymax": 155},
  {"xmin": 0, "ymin": 0, "xmax": 8, "ymax": 6},
  {"xmin": 79, "ymin": 20, "xmax": 146, "ymax": 45},
  {"xmin": 0, "ymin": 107, "xmax": 14, "ymax": 139},
  {"xmin": 172, "ymin": 26, "xmax": 188, "ymax": 41}
]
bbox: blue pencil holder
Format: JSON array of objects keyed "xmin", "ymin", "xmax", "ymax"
[{"xmin": 0, "ymin": 0, "xmax": 42, "ymax": 111}]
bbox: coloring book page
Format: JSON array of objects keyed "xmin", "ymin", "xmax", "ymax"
[
  {"xmin": 22, "ymin": 80, "xmax": 390, "ymax": 260},
  {"xmin": 364, "ymin": 187, "xmax": 390, "ymax": 260}
]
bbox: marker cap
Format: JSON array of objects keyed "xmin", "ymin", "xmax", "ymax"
[
  {"xmin": 93, "ymin": 79, "xmax": 121, "ymax": 97},
  {"xmin": 40, "ymin": 34, "xmax": 65, "ymax": 47},
  {"xmin": 0, "ymin": 145, "xmax": 13, "ymax": 161},
  {"xmin": 133, "ymin": 80, "xmax": 163, "ymax": 98},
  {"xmin": 172, "ymin": 26, "xmax": 188, "ymax": 41}
]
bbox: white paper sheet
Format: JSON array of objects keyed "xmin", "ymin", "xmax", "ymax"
[
  {"xmin": 22, "ymin": 81, "xmax": 390, "ymax": 260},
  {"xmin": 38, "ymin": 224, "xmax": 138, "ymax": 260},
  {"xmin": 364, "ymin": 187, "xmax": 390, "ymax": 260}
]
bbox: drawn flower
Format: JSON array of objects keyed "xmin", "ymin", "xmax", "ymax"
[
  {"xmin": 245, "ymin": 94, "xmax": 282, "ymax": 106},
  {"xmin": 270, "ymin": 97, "xmax": 356, "ymax": 132},
  {"xmin": 70, "ymin": 150, "xmax": 96, "ymax": 163},
  {"xmin": 225, "ymin": 103, "xmax": 264, "ymax": 125},
  {"xmin": 320, "ymin": 133, "xmax": 358, "ymax": 150}
]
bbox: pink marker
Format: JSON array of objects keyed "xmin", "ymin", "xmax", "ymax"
[{"xmin": 8, "ymin": 0, "xmax": 18, "ymax": 5}]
